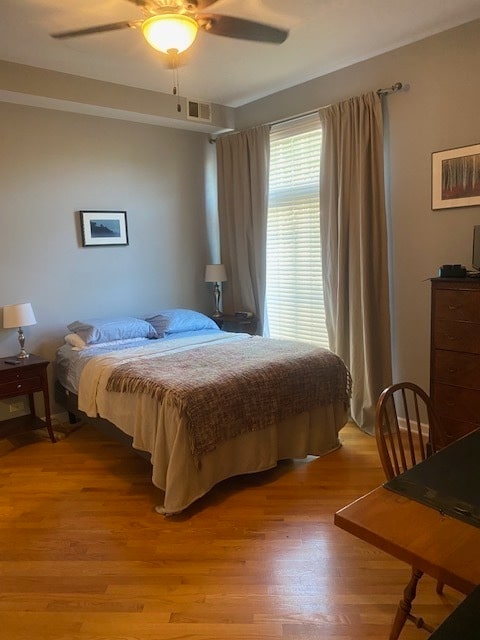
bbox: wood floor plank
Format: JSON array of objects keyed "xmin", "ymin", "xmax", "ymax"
[{"xmin": 0, "ymin": 422, "xmax": 462, "ymax": 639}]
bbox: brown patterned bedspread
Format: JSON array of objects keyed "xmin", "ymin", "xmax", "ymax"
[{"xmin": 106, "ymin": 337, "xmax": 351, "ymax": 465}]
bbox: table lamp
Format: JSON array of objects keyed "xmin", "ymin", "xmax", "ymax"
[
  {"xmin": 205, "ymin": 264, "xmax": 227, "ymax": 317},
  {"xmin": 3, "ymin": 302, "xmax": 37, "ymax": 358}
]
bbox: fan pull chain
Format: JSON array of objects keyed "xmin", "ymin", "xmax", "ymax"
[
  {"xmin": 167, "ymin": 49, "xmax": 182, "ymax": 113},
  {"xmin": 174, "ymin": 65, "xmax": 181, "ymax": 113}
]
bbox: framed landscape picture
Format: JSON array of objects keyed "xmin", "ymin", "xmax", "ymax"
[
  {"xmin": 432, "ymin": 143, "xmax": 480, "ymax": 210},
  {"xmin": 80, "ymin": 210, "xmax": 129, "ymax": 246}
]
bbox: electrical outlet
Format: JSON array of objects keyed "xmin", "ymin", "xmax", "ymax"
[{"xmin": 9, "ymin": 401, "xmax": 23, "ymax": 413}]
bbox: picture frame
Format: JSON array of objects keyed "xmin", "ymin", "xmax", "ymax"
[
  {"xmin": 432, "ymin": 143, "xmax": 480, "ymax": 210},
  {"xmin": 80, "ymin": 210, "xmax": 129, "ymax": 246}
]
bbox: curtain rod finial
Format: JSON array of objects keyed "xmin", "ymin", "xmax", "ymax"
[{"xmin": 376, "ymin": 81, "xmax": 404, "ymax": 96}]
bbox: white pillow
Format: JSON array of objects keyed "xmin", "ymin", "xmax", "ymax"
[
  {"xmin": 146, "ymin": 309, "xmax": 219, "ymax": 336},
  {"xmin": 67, "ymin": 316, "xmax": 157, "ymax": 344},
  {"xmin": 64, "ymin": 333, "xmax": 87, "ymax": 350}
]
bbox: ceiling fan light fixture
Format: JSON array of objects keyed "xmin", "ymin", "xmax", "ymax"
[{"xmin": 141, "ymin": 14, "xmax": 198, "ymax": 54}]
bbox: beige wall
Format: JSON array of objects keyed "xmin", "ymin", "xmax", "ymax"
[
  {"xmin": 0, "ymin": 103, "xmax": 215, "ymax": 416},
  {"xmin": 1, "ymin": 19, "xmax": 479, "ymax": 419},
  {"xmin": 236, "ymin": 19, "xmax": 480, "ymax": 393}
]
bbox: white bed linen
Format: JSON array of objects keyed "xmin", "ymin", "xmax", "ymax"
[{"xmin": 76, "ymin": 333, "xmax": 348, "ymax": 514}]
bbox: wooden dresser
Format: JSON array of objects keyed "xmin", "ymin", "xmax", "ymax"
[{"xmin": 430, "ymin": 277, "xmax": 480, "ymax": 448}]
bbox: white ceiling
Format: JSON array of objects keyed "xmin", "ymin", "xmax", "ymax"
[{"xmin": 1, "ymin": 0, "xmax": 480, "ymax": 108}]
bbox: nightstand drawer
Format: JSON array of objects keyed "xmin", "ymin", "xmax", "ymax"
[{"xmin": 0, "ymin": 376, "xmax": 42, "ymax": 398}]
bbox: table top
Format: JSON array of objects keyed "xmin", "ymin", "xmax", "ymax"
[
  {"xmin": 384, "ymin": 429, "xmax": 480, "ymax": 528},
  {"xmin": 334, "ymin": 483, "xmax": 480, "ymax": 595},
  {"xmin": 0, "ymin": 354, "xmax": 49, "ymax": 373}
]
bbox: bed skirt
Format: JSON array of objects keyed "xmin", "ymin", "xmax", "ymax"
[{"xmin": 55, "ymin": 381, "xmax": 348, "ymax": 515}]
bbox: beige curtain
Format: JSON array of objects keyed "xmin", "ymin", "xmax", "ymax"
[
  {"xmin": 216, "ymin": 125, "xmax": 270, "ymax": 333},
  {"xmin": 319, "ymin": 92, "xmax": 392, "ymax": 434}
]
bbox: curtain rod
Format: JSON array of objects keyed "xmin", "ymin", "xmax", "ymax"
[
  {"xmin": 209, "ymin": 81, "xmax": 404, "ymax": 142},
  {"xmin": 376, "ymin": 81, "xmax": 403, "ymax": 96},
  {"xmin": 268, "ymin": 81, "xmax": 404, "ymax": 125}
]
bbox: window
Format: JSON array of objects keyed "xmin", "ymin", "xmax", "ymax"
[{"xmin": 266, "ymin": 113, "xmax": 328, "ymax": 348}]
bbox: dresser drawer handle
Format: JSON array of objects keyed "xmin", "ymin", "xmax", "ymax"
[
  {"xmin": 447, "ymin": 367, "xmax": 457, "ymax": 373},
  {"xmin": 448, "ymin": 305, "xmax": 459, "ymax": 310},
  {"xmin": 17, "ymin": 383, "xmax": 22, "ymax": 390}
]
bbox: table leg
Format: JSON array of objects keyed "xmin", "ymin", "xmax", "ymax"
[
  {"xmin": 389, "ymin": 567, "xmax": 423, "ymax": 640},
  {"xmin": 28, "ymin": 392, "xmax": 36, "ymax": 416},
  {"xmin": 42, "ymin": 387, "xmax": 56, "ymax": 443}
]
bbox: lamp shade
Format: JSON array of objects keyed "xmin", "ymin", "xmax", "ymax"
[
  {"xmin": 3, "ymin": 302, "xmax": 37, "ymax": 328},
  {"xmin": 205, "ymin": 264, "xmax": 227, "ymax": 283},
  {"xmin": 141, "ymin": 14, "xmax": 198, "ymax": 54}
]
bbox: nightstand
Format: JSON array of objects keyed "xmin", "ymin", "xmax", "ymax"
[
  {"xmin": 212, "ymin": 314, "xmax": 258, "ymax": 335},
  {"xmin": 0, "ymin": 355, "xmax": 56, "ymax": 442}
]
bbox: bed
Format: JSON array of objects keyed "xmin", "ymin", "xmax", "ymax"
[{"xmin": 55, "ymin": 310, "xmax": 351, "ymax": 514}]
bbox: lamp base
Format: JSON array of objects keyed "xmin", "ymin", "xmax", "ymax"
[
  {"xmin": 212, "ymin": 282, "xmax": 223, "ymax": 318},
  {"xmin": 17, "ymin": 328, "xmax": 29, "ymax": 358}
]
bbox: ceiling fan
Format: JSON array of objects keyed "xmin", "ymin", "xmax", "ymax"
[{"xmin": 50, "ymin": 0, "xmax": 289, "ymax": 55}]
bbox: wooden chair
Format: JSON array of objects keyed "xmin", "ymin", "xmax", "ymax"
[{"xmin": 375, "ymin": 382, "xmax": 444, "ymax": 640}]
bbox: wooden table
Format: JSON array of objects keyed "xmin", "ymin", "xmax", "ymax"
[
  {"xmin": 335, "ymin": 480, "xmax": 480, "ymax": 638},
  {"xmin": 211, "ymin": 313, "xmax": 258, "ymax": 335},
  {"xmin": 0, "ymin": 355, "xmax": 56, "ymax": 442}
]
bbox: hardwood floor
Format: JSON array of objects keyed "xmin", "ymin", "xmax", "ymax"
[{"xmin": 0, "ymin": 421, "xmax": 462, "ymax": 639}]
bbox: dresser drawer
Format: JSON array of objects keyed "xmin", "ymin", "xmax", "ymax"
[
  {"xmin": 434, "ymin": 416, "xmax": 479, "ymax": 449},
  {"xmin": 0, "ymin": 376, "xmax": 42, "ymax": 398},
  {"xmin": 433, "ymin": 288, "xmax": 480, "ymax": 322},
  {"xmin": 431, "ymin": 383, "xmax": 480, "ymax": 425},
  {"xmin": 432, "ymin": 350, "xmax": 480, "ymax": 389},
  {"xmin": 432, "ymin": 319, "xmax": 480, "ymax": 353}
]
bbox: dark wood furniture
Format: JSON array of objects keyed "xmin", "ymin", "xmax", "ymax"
[
  {"xmin": 335, "ymin": 486, "xmax": 479, "ymax": 639},
  {"xmin": 211, "ymin": 314, "xmax": 258, "ymax": 335},
  {"xmin": 0, "ymin": 355, "xmax": 55, "ymax": 442},
  {"xmin": 374, "ymin": 381, "xmax": 445, "ymax": 636},
  {"xmin": 429, "ymin": 584, "xmax": 480, "ymax": 640},
  {"xmin": 335, "ymin": 430, "xmax": 480, "ymax": 640},
  {"xmin": 430, "ymin": 277, "xmax": 480, "ymax": 448},
  {"xmin": 375, "ymin": 381, "xmax": 441, "ymax": 479}
]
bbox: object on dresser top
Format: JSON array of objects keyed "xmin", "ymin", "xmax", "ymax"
[{"xmin": 438, "ymin": 264, "xmax": 467, "ymax": 278}]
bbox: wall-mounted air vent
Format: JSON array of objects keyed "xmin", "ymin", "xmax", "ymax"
[{"xmin": 186, "ymin": 99, "xmax": 212, "ymax": 123}]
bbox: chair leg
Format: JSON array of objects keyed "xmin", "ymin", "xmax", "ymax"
[
  {"xmin": 389, "ymin": 567, "xmax": 424, "ymax": 640},
  {"xmin": 436, "ymin": 580, "xmax": 444, "ymax": 595}
]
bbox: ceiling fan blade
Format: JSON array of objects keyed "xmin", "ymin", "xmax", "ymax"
[
  {"xmin": 50, "ymin": 21, "xmax": 135, "ymax": 40},
  {"xmin": 199, "ymin": 14, "xmax": 288, "ymax": 44}
]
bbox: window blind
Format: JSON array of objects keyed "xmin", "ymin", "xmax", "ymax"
[{"xmin": 266, "ymin": 113, "xmax": 329, "ymax": 348}]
